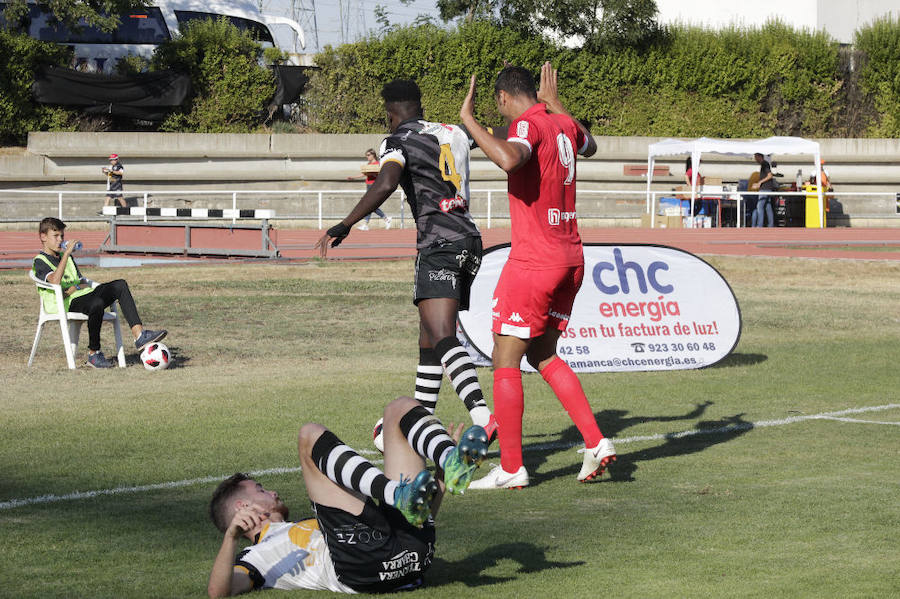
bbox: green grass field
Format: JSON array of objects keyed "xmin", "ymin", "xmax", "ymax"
[{"xmin": 1, "ymin": 255, "xmax": 898, "ymax": 598}]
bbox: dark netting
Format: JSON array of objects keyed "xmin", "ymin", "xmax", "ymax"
[{"xmin": 33, "ymin": 66, "xmax": 191, "ymax": 121}]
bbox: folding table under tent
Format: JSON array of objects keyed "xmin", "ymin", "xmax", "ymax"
[{"xmin": 645, "ymin": 136, "xmax": 824, "ymax": 228}]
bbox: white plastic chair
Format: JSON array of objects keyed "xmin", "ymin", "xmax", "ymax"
[{"xmin": 28, "ymin": 271, "xmax": 126, "ymax": 369}]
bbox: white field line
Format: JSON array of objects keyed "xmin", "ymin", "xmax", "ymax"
[
  {"xmin": 2, "ymin": 403, "xmax": 897, "ymax": 512},
  {"xmin": 813, "ymin": 416, "xmax": 900, "ymax": 426}
]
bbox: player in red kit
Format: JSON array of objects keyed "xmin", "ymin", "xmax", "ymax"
[{"xmin": 459, "ymin": 62, "xmax": 616, "ymax": 489}]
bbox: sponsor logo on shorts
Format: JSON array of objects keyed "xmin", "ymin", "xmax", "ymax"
[
  {"xmin": 429, "ymin": 268, "xmax": 458, "ymax": 288},
  {"xmin": 440, "ymin": 197, "xmax": 468, "ymax": 212},
  {"xmin": 548, "ymin": 208, "xmax": 576, "ymax": 226},
  {"xmin": 509, "ymin": 312, "xmax": 524, "ymax": 323},
  {"xmin": 500, "ymin": 322, "xmax": 530, "ymax": 338},
  {"xmin": 380, "ymin": 550, "xmax": 422, "ymax": 581}
]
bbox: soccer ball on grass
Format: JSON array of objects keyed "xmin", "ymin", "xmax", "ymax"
[{"xmin": 140, "ymin": 342, "xmax": 172, "ymax": 371}]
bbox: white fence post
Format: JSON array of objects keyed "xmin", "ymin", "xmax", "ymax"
[
  {"xmin": 143, "ymin": 192, "xmax": 148, "ymax": 223},
  {"xmin": 58, "ymin": 192, "xmax": 63, "ymax": 219},
  {"xmin": 232, "ymin": 192, "xmax": 237, "ymax": 225},
  {"xmin": 317, "ymin": 191, "xmax": 323, "ymax": 229},
  {"xmin": 487, "ymin": 191, "xmax": 492, "ymax": 229}
]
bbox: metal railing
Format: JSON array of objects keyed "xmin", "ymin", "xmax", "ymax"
[{"xmin": 1, "ymin": 187, "xmax": 897, "ymax": 228}]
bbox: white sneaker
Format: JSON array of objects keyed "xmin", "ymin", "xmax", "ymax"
[
  {"xmin": 383, "ymin": 216, "xmax": 392, "ymax": 229},
  {"xmin": 468, "ymin": 464, "xmax": 529, "ymax": 490},
  {"xmin": 577, "ymin": 438, "xmax": 616, "ymax": 482},
  {"xmin": 358, "ymin": 223, "xmax": 369, "ymax": 231}
]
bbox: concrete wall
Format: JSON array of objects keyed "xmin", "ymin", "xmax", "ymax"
[{"xmin": 1, "ymin": 132, "xmax": 898, "ymax": 225}]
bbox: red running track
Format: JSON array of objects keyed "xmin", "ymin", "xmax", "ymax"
[{"xmin": 2, "ymin": 226, "xmax": 899, "ymax": 268}]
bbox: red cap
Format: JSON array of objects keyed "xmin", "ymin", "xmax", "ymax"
[{"xmin": 109, "ymin": 153, "xmax": 119, "ymax": 160}]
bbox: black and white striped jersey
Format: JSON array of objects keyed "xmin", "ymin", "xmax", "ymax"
[{"xmin": 379, "ymin": 118, "xmax": 481, "ymax": 249}]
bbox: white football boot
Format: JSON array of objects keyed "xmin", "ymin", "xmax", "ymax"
[
  {"xmin": 468, "ymin": 464, "xmax": 529, "ymax": 490},
  {"xmin": 577, "ymin": 438, "xmax": 616, "ymax": 482}
]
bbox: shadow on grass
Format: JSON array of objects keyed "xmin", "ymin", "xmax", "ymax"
[
  {"xmin": 706, "ymin": 353, "xmax": 767, "ymax": 368},
  {"xmin": 524, "ymin": 403, "xmax": 754, "ymax": 485},
  {"xmin": 427, "ymin": 542, "xmax": 585, "ymax": 588}
]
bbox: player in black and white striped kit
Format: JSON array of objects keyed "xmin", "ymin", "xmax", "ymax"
[
  {"xmin": 317, "ymin": 80, "xmax": 497, "ymax": 441},
  {"xmin": 206, "ymin": 397, "xmax": 488, "ymax": 596}
]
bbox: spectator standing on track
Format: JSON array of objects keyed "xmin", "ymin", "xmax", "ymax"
[
  {"xmin": 685, "ymin": 156, "xmax": 713, "ymax": 221},
  {"xmin": 459, "ymin": 62, "xmax": 616, "ymax": 490},
  {"xmin": 102, "ymin": 153, "xmax": 126, "ymax": 209},
  {"xmin": 347, "ymin": 149, "xmax": 392, "ymax": 230}
]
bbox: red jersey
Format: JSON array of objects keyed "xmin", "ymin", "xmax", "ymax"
[{"xmin": 506, "ymin": 102, "xmax": 587, "ymax": 269}]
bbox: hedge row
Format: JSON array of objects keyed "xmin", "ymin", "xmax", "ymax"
[
  {"xmin": 0, "ymin": 19, "xmax": 274, "ymax": 144},
  {"xmin": 2, "ymin": 16, "xmax": 900, "ymax": 141},
  {"xmin": 0, "ymin": 30, "xmax": 76, "ymax": 145},
  {"xmin": 855, "ymin": 16, "xmax": 900, "ymax": 137},
  {"xmin": 306, "ymin": 18, "xmax": 900, "ymax": 138}
]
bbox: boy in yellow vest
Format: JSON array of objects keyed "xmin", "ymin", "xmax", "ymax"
[{"xmin": 32, "ymin": 217, "xmax": 167, "ymax": 368}]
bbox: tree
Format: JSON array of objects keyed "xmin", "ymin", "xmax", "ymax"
[
  {"xmin": 152, "ymin": 18, "xmax": 275, "ymax": 132},
  {"xmin": 2, "ymin": 0, "xmax": 151, "ymax": 34},
  {"xmin": 437, "ymin": 0, "xmax": 497, "ymax": 23},
  {"xmin": 439, "ymin": 0, "xmax": 662, "ymax": 50},
  {"xmin": 596, "ymin": 0, "xmax": 664, "ymax": 49},
  {"xmin": 511, "ymin": 0, "xmax": 602, "ymax": 39},
  {"xmin": 374, "ymin": 1, "xmax": 435, "ymax": 34}
]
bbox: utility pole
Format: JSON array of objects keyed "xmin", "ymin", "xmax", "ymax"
[{"xmin": 293, "ymin": 0, "xmax": 320, "ymax": 51}]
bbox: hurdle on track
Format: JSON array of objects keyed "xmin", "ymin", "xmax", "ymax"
[{"xmin": 99, "ymin": 207, "xmax": 279, "ymax": 258}]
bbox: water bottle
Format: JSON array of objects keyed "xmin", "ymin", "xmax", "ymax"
[
  {"xmin": 796, "ymin": 169, "xmax": 803, "ymax": 189},
  {"xmin": 61, "ymin": 240, "xmax": 82, "ymax": 251}
]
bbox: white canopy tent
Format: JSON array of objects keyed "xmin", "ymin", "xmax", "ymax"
[{"xmin": 645, "ymin": 136, "xmax": 824, "ymax": 228}]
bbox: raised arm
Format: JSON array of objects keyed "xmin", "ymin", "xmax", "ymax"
[
  {"xmin": 459, "ymin": 75, "xmax": 531, "ymax": 173},
  {"xmin": 45, "ymin": 243, "xmax": 78, "ymax": 287},
  {"xmin": 536, "ymin": 61, "xmax": 597, "ymax": 158}
]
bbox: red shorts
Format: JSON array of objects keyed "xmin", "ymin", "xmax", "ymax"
[{"xmin": 491, "ymin": 261, "xmax": 584, "ymax": 339}]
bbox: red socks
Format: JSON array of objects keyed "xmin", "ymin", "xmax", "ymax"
[
  {"xmin": 493, "ymin": 368, "xmax": 525, "ymax": 473},
  {"xmin": 541, "ymin": 357, "xmax": 603, "ymax": 448}
]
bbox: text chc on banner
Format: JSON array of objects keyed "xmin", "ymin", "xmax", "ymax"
[{"xmin": 458, "ymin": 244, "xmax": 742, "ymax": 372}]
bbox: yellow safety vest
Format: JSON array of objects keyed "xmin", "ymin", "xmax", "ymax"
[{"xmin": 33, "ymin": 253, "xmax": 94, "ymax": 313}]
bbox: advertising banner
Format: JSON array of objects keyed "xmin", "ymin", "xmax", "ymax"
[{"xmin": 458, "ymin": 244, "xmax": 741, "ymax": 372}]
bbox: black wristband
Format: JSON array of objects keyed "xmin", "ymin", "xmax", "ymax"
[
  {"xmin": 327, "ymin": 222, "xmax": 350, "ymax": 239},
  {"xmin": 327, "ymin": 222, "xmax": 351, "ymax": 248}
]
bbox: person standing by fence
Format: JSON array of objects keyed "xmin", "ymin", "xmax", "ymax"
[
  {"xmin": 103, "ymin": 153, "xmax": 126, "ymax": 209},
  {"xmin": 750, "ymin": 153, "xmax": 776, "ymax": 227},
  {"xmin": 347, "ymin": 149, "xmax": 392, "ymax": 230}
]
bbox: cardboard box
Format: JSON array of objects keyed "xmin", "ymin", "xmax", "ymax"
[{"xmin": 641, "ymin": 214, "xmax": 684, "ymax": 229}]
